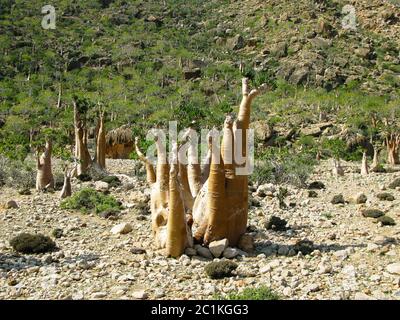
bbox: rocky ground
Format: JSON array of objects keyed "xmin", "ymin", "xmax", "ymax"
[{"xmin": 1, "ymin": 159, "xmax": 400, "ymax": 300}]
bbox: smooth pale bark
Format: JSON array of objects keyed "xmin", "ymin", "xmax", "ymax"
[
  {"xmin": 166, "ymin": 147, "xmax": 189, "ymax": 257},
  {"xmin": 185, "ymin": 131, "xmax": 202, "ymax": 198},
  {"xmin": 59, "ymin": 167, "xmax": 72, "ymax": 199},
  {"xmin": 36, "ymin": 139, "xmax": 54, "ymax": 191},
  {"xmin": 135, "ymin": 137, "xmax": 156, "ymax": 184},
  {"xmin": 386, "ymin": 134, "xmax": 400, "ymax": 165},
  {"xmin": 95, "ymin": 112, "xmax": 106, "ymax": 169},
  {"xmin": 361, "ymin": 152, "xmax": 369, "ymax": 175},
  {"xmin": 203, "ymin": 143, "xmax": 226, "ymax": 245},
  {"xmin": 150, "ymin": 136, "xmax": 169, "ymax": 246},
  {"xmin": 73, "ymin": 102, "xmax": 92, "ymax": 176},
  {"xmin": 332, "ymin": 159, "xmax": 344, "ymax": 176},
  {"xmin": 371, "ymin": 147, "xmax": 380, "ymax": 171}
]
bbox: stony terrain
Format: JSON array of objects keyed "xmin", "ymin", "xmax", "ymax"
[{"xmin": 1, "ymin": 159, "xmax": 400, "ymax": 300}]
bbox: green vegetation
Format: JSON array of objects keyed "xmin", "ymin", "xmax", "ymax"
[
  {"xmin": 205, "ymin": 260, "xmax": 238, "ymax": 279},
  {"xmin": 215, "ymin": 286, "xmax": 280, "ymax": 300},
  {"xmin": 10, "ymin": 233, "xmax": 56, "ymax": 254},
  {"xmin": 60, "ymin": 187, "xmax": 122, "ymax": 214},
  {"xmin": 253, "ymin": 147, "xmax": 317, "ymax": 187}
]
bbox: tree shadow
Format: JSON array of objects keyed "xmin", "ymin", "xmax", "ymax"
[
  {"xmin": 0, "ymin": 252, "xmax": 100, "ymax": 271},
  {"xmin": 0, "ymin": 252, "xmax": 43, "ymax": 271}
]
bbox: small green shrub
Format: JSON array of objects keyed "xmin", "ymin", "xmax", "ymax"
[
  {"xmin": 10, "ymin": 233, "xmax": 56, "ymax": 254},
  {"xmin": 215, "ymin": 286, "xmax": 280, "ymax": 300},
  {"xmin": 205, "ymin": 261, "xmax": 238, "ymax": 279},
  {"xmin": 60, "ymin": 188, "xmax": 122, "ymax": 214}
]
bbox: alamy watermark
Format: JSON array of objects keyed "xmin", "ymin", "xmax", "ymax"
[
  {"xmin": 41, "ymin": 5, "xmax": 56, "ymax": 29},
  {"xmin": 143, "ymin": 121, "xmax": 255, "ymax": 176}
]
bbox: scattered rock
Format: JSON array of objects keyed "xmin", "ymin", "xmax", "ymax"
[
  {"xmin": 184, "ymin": 247, "xmax": 197, "ymax": 256},
  {"xmin": 256, "ymin": 183, "xmax": 276, "ymax": 197},
  {"xmin": 376, "ymin": 192, "xmax": 395, "ymax": 201},
  {"xmin": 223, "ymin": 247, "xmax": 240, "ymax": 259},
  {"xmin": 226, "ymin": 34, "xmax": 245, "ymax": 50},
  {"xmin": 5, "ymin": 200, "xmax": 18, "ymax": 209},
  {"xmin": 238, "ymin": 234, "xmax": 254, "ymax": 252},
  {"xmin": 209, "ymin": 239, "xmax": 229, "ymax": 258},
  {"xmin": 308, "ymin": 181, "xmax": 325, "ymax": 189},
  {"xmin": 377, "ymin": 216, "xmax": 396, "ymax": 226},
  {"xmin": 331, "ymin": 194, "xmax": 345, "ymax": 204},
  {"xmin": 386, "ymin": 263, "xmax": 400, "ymax": 275},
  {"xmin": 197, "ymin": 246, "xmax": 213, "ymax": 259},
  {"xmin": 94, "ymin": 181, "xmax": 109, "ymax": 192},
  {"xmin": 51, "ymin": 228, "xmax": 63, "ymax": 239},
  {"xmin": 130, "ymin": 247, "xmax": 146, "ymax": 254},
  {"xmin": 352, "ymin": 193, "xmax": 367, "ymax": 204},
  {"xmin": 354, "ymin": 292, "xmax": 373, "ymax": 300},
  {"xmin": 361, "ymin": 209, "xmax": 384, "ymax": 218},
  {"xmin": 132, "ymin": 290, "xmax": 148, "ymax": 299},
  {"xmin": 308, "ymin": 190, "xmax": 318, "ymax": 198},
  {"xmin": 110, "ymin": 223, "xmax": 133, "ymax": 235}
]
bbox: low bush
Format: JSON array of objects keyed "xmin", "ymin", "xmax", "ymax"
[
  {"xmin": 10, "ymin": 233, "xmax": 56, "ymax": 254},
  {"xmin": 205, "ymin": 261, "xmax": 238, "ymax": 279},
  {"xmin": 60, "ymin": 188, "xmax": 122, "ymax": 214}
]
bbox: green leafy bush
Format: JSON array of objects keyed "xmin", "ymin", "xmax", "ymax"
[
  {"xmin": 60, "ymin": 188, "xmax": 122, "ymax": 214},
  {"xmin": 205, "ymin": 261, "xmax": 238, "ymax": 279},
  {"xmin": 215, "ymin": 286, "xmax": 280, "ymax": 300},
  {"xmin": 10, "ymin": 233, "xmax": 56, "ymax": 254}
]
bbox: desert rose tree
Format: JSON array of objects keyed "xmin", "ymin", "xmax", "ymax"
[{"xmin": 136, "ymin": 78, "xmax": 266, "ymax": 256}]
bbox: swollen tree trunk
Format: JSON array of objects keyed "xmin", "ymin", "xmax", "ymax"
[
  {"xmin": 36, "ymin": 139, "xmax": 54, "ymax": 191},
  {"xmin": 135, "ymin": 137, "xmax": 156, "ymax": 184},
  {"xmin": 332, "ymin": 159, "xmax": 344, "ymax": 176},
  {"xmin": 361, "ymin": 152, "xmax": 369, "ymax": 175},
  {"xmin": 386, "ymin": 133, "xmax": 400, "ymax": 166},
  {"xmin": 59, "ymin": 167, "xmax": 72, "ymax": 199},
  {"xmin": 95, "ymin": 111, "xmax": 106, "ymax": 170},
  {"xmin": 166, "ymin": 143, "xmax": 191, "ymax": 257},
  {"xmin": 193, "ymin": 78, "xmax": 266, "ymax": 246},
  {"xmin": 371, "ymin": 146, "xmax": 380, "ymax": 172},
  {"xmin": 73, "ymin": 101, "xmax": 92, "ymax": 176}
]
